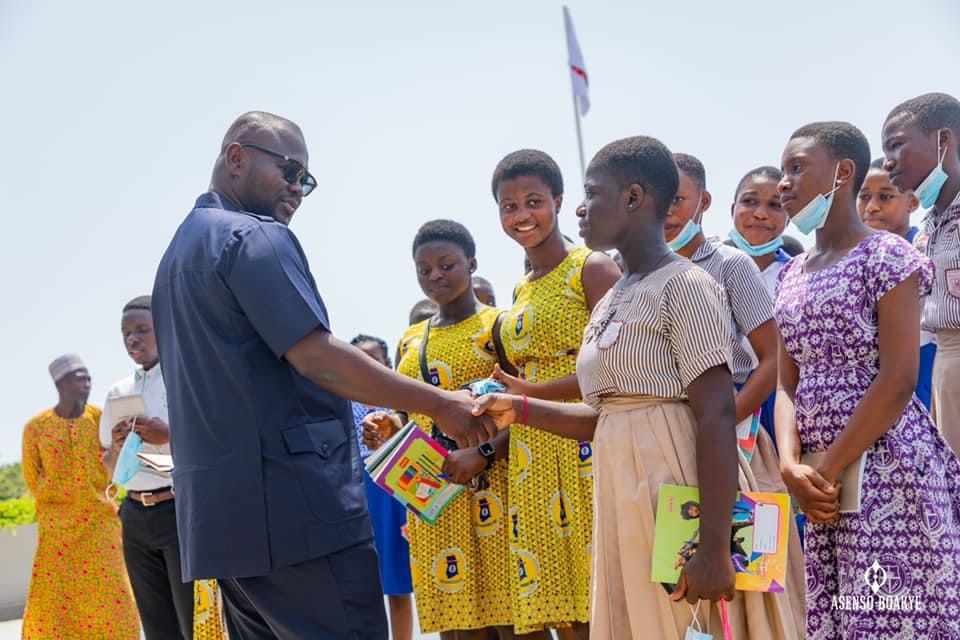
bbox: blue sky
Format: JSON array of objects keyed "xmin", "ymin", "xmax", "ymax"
[{"xmin": 1, "ymin": 0, "xmax": 957, "ymax": 462}]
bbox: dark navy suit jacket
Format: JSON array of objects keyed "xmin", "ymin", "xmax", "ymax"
[{"xmin": 152, "ymin": 192, "xmax": 371, "ymax": 580}]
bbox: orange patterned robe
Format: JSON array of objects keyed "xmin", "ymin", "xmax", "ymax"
[{"xmin": 21, "ymin": 405, "xmax": 140, "ymax": 639}]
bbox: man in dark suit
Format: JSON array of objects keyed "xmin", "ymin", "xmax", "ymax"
[{"xmin": 152, "ymin": 111, "xmax": 496, "ymax": 639}]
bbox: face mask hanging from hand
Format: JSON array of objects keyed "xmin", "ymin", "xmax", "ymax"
[
  {"xmin": 791, "ymin": 163, "xmax": 841, "ymax": 235},
  {"xmin": 668, "ymin": 194, "xmax": 704, "ymax": 251},
  {"xmin": 914, "ymin": 135, "xmax": 949, "ymax": 209},
  {"xmin": 105, "ymin": 420, "xmax": 143, "ymax": 500},
  {"xmin": 728, "ymin": 227, "xmax": 784, "ymax": 257}
]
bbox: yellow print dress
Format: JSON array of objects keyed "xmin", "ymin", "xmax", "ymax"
[
  {"xmin": 500, "ymin": 246, "xmax": 593, "ymax": 632},
  {"xmin": 396, "ymin": 307, "xmax": 512, "ymax": 632}
]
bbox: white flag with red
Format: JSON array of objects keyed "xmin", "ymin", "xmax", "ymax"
[{"xmin": 564, "ymin": 6, "xmax": 589, "ymax": 116}]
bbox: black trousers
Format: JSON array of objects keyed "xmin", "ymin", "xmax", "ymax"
[
  {"xmin": 119, "ymin": 497, "xmax": 195, "ymax": 640},
  {"xmin": 218, "ymin": 539, "xmax": 388, "ymax": 639}
]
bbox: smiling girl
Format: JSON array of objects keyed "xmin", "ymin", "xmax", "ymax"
[{"xmin": 489, "ymin": 149, "xmax": 620, "ymax": 638}]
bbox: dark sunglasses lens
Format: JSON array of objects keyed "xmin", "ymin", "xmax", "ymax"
[
  {"xmin": 284, "ymin": 163, "xmax": 315, "ymax": 197},
  {"xmin": 301, "ymin": 175, "xmax": 317, "ymax": 197}
]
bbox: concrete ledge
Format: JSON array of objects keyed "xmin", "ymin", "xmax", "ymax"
[{"xmin": 0, "ymin": 524, "xmax": 36, "ymax": 622}]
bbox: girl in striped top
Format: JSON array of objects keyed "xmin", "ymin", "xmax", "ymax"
[{"xmin": 475, "ymin": 136, "xmax": 802, "ymax": 640}]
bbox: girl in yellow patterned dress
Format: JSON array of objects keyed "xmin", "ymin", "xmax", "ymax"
[
  {"xmin": 490, "ymin": 150, "xmax": 621, "ymax": 637},
  {"xmin": 364, "ymin": 220, "xmax": 514, "ymax": 639}
]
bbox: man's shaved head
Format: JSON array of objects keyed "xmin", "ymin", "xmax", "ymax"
[
  {"xmin": 219, "ymin": 111, "xmax": 304, "ymax": 152},
  {"xmin": 211, "ymin": 111, "xmax": 311, "ymax": 225}
]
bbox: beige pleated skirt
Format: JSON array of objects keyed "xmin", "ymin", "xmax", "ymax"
[{"xmin": 591, "ymin": 396, "xmax": 806, "ymax": 640}]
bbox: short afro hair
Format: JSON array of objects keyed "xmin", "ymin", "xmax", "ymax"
[
  {"xmin": 491, "ymin": 149, "xmax": 564, "ymax": 200},
  {"xmin": 408, "ymin": 299, "xmax": 438, "ymax": 325},
  {"xmin": 673, "ymin": 153, "xmax": 706, "ymax": 190},
  {"xmin": 351, "ymin": 334, "xmax": 391, "ymax": 368},
  {"xmin": 886, "ymin": 93, "xmax": 960, "ymax": 150},
  {"xmin": 869, "ymin": 157, "xmax": 886, "ymax": 171},
  {"xmin": 122, "ymin": 295, "xmax": 151, "ymax": 313},
  {"xmin": 588, "ymin": 136, "xmax": 679, "ymax": 220},
  {"xmin": 790, "ymin": 121, "xmax": 871, "ymax": 194},
  {"xmin": 412, "ymin": 219, "xmax": 476, "ymax": 259},
  {"xmin": 734, "ymin": 166, "xmax": 783, "ymax": 201}
]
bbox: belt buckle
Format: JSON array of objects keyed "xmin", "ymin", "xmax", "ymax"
[{"xmin": 140, "ymin": 491, "xmax": 155, "ymax": 507}]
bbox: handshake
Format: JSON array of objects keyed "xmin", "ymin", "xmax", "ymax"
[{"xmin": 361, "ymin": 377, "xmax": 524, "ymax": 451}]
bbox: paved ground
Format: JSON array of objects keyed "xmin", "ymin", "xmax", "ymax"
[{"xmin": 0, "ymin": 599, "xmax": 440, "ymax": 639}]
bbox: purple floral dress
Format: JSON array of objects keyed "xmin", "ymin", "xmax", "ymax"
[{"xmin": 775, "ymin": 232, "xmax": 960, "ymax": 639}]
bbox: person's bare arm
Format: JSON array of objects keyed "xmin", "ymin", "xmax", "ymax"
[
  {"xmin": 817, "ymin": 275, "xmax": 920, "ymax": 482},
  {"xmin": 471, "ymin": 393, "xmax": 599, "ymax": 441},
  {"xmin": 285, "ymin": 330, "xmax": 496, "ymax": 447},
  {"xmin": 672, "ymin": 364, "xmax": 737, "ymax": 604},
  {"xmin": 735, "ymin": 319, "xmax": 778, "ymax": 423}
]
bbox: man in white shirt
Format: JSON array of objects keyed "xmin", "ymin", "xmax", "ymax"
[{"xmin": 101, "ymin": 295, "xmax": 194, "ymax": 639}]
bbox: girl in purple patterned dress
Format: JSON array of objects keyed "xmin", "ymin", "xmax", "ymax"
[{"xmin": 774, "ymin": 121, "xmax": 960, "ymax": 639}]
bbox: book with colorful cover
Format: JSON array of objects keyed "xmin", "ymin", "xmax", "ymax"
[
  {"xmin": 651, "ymin": 484, "xmax": 790, "ymax": 593},
  {"xmin": 364, "ymin": 421, "xmax": 464, "ymax": 525},
  {"xmin": 736, "ymin": 409, "xmax": 761, "ymax": 463}
]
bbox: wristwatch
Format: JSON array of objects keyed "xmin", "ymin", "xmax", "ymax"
[{"xmin": 478, "ymin": 442, "xmax": 496, "ymax": 469}]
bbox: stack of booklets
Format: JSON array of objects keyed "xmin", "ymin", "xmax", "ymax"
[
  {"xmin": 364, "ymin": 422, "xmax": 464, "ymax": 525},
  {"xmin": 651, "ymin": 484, "xmax": 791, "ymax": 592},
  {"xmin": 136, "ymin": 452, "xmax": 174, "ymax": 478}
]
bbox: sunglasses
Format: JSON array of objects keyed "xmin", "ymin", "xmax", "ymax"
[{"xmin": 239, "ymin": 143, "xmax": 317, "ymax": 197}]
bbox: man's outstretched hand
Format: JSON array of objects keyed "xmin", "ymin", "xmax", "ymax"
[{"xmin": 431, "ymin": 389, "xmax": 499, "ymax": 447}]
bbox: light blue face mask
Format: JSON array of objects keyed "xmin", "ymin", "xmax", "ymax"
[
  {"xmin": 106, "ymin": 425, "xmax": 143, "ymax": 499},
  {"xmin": 668, "ymin": 194, "xmax": 704, "ymax": 251},
  {"xmin": 914, "ymin": 137, "xmax": 949, "ymax": 209},
  {"xmin": 728, "ymin": 227, "xmax": 784, "ymax": 257},
  {"xmin": 791, "ymin": 163, "xmax": 841, "ymax": 235}
]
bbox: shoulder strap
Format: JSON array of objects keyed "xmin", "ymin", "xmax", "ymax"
[
  {"xmin": 419, "ymin": 319, "xmax": 433, "ymax": 384},
  {"xmin": 492, "ymin": 312, "xmax": 519, "ymax": 377}
]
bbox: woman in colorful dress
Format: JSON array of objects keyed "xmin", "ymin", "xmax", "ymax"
[
  {"xmin": 476, "ymin": 136, "xmax": 801, "ymax": 639},
  {"xmin": 21, "ymin": 355, "xmax": 140, "ymax": 639},
  {"xmin": 364, "ymin": 220, "xmax": 516, "ymax": 639},
  {"xmin": 489, "ymin": 149, "xmax": 620, "ymax": 638},
  {"xmin": 775, "ymin": 121, "xmax": 960, "ymax": 639}
]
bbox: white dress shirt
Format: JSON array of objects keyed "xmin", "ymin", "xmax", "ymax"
[{"xmin": 99, "ymin": 363, "xmax": 172, "ymax": 491}]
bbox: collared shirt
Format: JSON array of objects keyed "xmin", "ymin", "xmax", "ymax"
[
  {"xmin": 915, "ymin": 189, "xmax": 960, "ymax": 332},
  {"xmin": 152, "ymin": 192, "xmax": 370, "ymax": 581},
  {"xmin": 98, "ymin": 364, "xmax": 170, "ymax": 491},
  {"xmin": 690, "ymin": 237, "xmax": 774, "ymax": 384}
]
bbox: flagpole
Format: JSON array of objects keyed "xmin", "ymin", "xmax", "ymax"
[
  {"xmin": 564, "ymin": 6, "xmax": 587, "ymax": 184},
  {"xmin": 571, "ymin": 93, "xmax": 586, "ymax": 183}
]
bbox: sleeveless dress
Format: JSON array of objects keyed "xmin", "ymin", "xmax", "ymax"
[
  {"xmin": 775, "ymin": 232, "xmax": 960, "ymax": 639},
  {"xmin": 499, "ymin": 246, "xmax": 593, "ymax": 632},
  {"xmin": 395, "ymin": 307, "xmax": 512, "ymax": 632}
]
